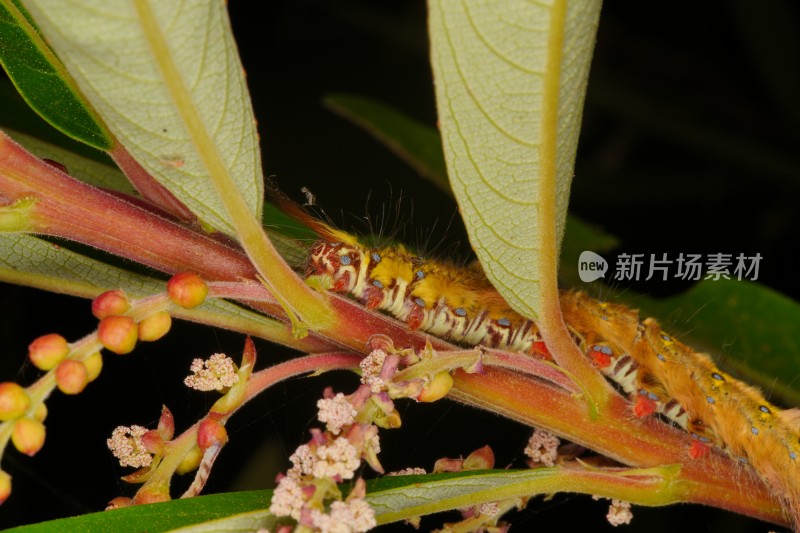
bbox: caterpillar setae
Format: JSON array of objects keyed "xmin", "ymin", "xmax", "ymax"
[{"xmin": 279, "ymin": 198, "xmax": 800, "ymax": 524}]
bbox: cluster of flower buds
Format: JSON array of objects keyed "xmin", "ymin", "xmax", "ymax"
[{"xmin": 0, "ymin": 272, "xmax": 208, "ymax": 505}]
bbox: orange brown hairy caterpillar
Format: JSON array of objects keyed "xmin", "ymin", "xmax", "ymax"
[{"xmin": 282, "ymin": 197, "xmax": 799, "ymax": 524}]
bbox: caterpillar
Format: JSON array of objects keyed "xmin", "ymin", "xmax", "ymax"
[{"xmin": 277, "ymin": 198, "xmax": 800, "ymax": 525}]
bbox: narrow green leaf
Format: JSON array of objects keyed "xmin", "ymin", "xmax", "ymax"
[
  {"xmin": 0, "ymin": 0, "xmax": 112, "ymax": 149},
  {"xmin": 324, "ymin": 93, "xmax": 451, "ymax": 193},
  {"xmin": 429, "ymin": 0, "xmax": 601, "ymax": 320},
  {"xmin": 2, "ymin": 490, "xmax": 273, "ymax": 533},
  {"xmin": 19, "ymin": 0, "xmax": 264, "ymax": 235}
]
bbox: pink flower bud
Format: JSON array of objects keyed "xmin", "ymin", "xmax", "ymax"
[
  {"xmin": 92, "ymin": 290, "xmax": 130, "ymax": 319},
  {"xmin": 106, "ymin": 496, "xmax": 133, "ymax": 510},
  {"xmin": 197, "ymin": 416, "xmax": 228, "ymax": 451},
  {"xmin": 11, "ymin": 418, "xmax": 46, "ymax": 456},
  {"xmin": 0, "ymin": 471, "xmax": 10, "ymax": 505},
  {"xmin": 138, "ymin": 311, "xmax": 172, "ymax": 342},
  {"xmin": 463, "ymin": 445, "xmax": 495, "ymax": 470},
  {"xmin": 55, "ymin": 360, "xmax": 89, "ymax": 395},
  {"xmin": 28, "ymin": 333, "xmax": 69, "ymax": 370},
  {"xmin": 0, "ymin": 382, "xmax": 31, "ymax": 421},
  {"xmin": 98, "ymin": 316, "xmax": 138, "ymax": 354},
  {"xmin": 84, "ymin": 352, "xmax": 103, "ymax": 382},
  {"xmin": 157, "ymin": 405, "xmax": 175, "ymax": 440},
  {"xmin": 167, "ymin": 273, "xmax": 208, "ymax": 309},
  {"xmin": 132, "ymin": 485, "xmax": 170, "ymax": 505},
  {"xmin": 141, "ymin": 430, "xmax": 165, "ymax": 455}
]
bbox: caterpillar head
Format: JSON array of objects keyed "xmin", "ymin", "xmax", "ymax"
[{"xmin": 306, "ymin": 240, "xmax": 363, "ymax": 292}]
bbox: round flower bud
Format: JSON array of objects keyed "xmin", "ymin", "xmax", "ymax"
[
  {"xmin": 98, "ymin": 316, "xmax": 138, "ymax": 354},
  {"xmin": 11, "ymin": 418, "xmax": 46, "ymax": 456},
  {"xmin": 167, "ymin": 273, "xmax": 208, "ymax": 309},
  {"xmin": 28, "ymin": 333, "xmax": 69, "ymax": 370},
  {"xmin": 84, "ymin": 352, "xmax": 103, "ymax": 382},
  {"xmin": 0, "ymin": 471, "xmax": 10, "ymax": 505},
  {"xmin": 197, "ymin": 417, "xmax": 228, "ymax": 451},
  {"xmin": 106, "ymin": 496, "xmax": 132, "ymax": 510},
  {"xmin": 176, "ymin": 445, "xmax": 202, "ymax": 474},
  {"xmin": 33, "ymin": 402, "xmax": 48, "ymax": 422},
  {"xmin": 138, "ymin": 311, "xmax": 172, "ymax": 342},
  {"xmin": 417, "ymin": 371, "xmax": 454, "ymax": 403},
  {"xmin": 0, "ymin": 382, "xmax": 31, "ymax": 421},
  {"xmin": 55, "ymin": 360, "xmax": 88, "ymax": 395},
  {"xmin": 92, "ymin": 289, "xmax": 130, "ymax": 319}
]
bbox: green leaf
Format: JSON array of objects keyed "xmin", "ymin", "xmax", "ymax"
[
  {"xmin": 2, "ymin": 490, "xmax": 274, "ymax": 533},
  {"xmin": 0, "ymin": 0, "xmax": 112, "ymax": 150},
  {"xmin": 323, "ymin": 93, "xmax": 451, "ymax": 193},
  {"xmin": 19, "ymin": 0, "xmax": 264, "ymax": 235},
  {"xmin": 428, "ymin": 0, "xmax": 602, "ymax": 320}
]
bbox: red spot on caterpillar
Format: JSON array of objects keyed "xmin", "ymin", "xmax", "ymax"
[
  {"xmin": 531, "ymin": 341, "xmax": 553, "ymax": 361},
  {"xmin": 589, "ymin": 347, "xmax": 612, "ymax": 368},
  {"xmin": 633, "ymin": 395, "xmax": 657, "ymax": 418},
  {"xmin": 332, "ymin": 274, "xmax": 351, "ymax": 293},
  {"xmin": 363, "ymin": 285, "xmax": 383, "ymax": 309},
  {"xmin": 406, "ymin": 305, "xmax": 425, "ymax": 331},
  {"xmin": 689, "ymin": 440, "xmax": 710, "ymax": 459}
]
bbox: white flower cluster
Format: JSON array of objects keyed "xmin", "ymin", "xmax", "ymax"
[
  {"xmin": 317, "ymin": 393, "xmax": 358, "ymax": 435},
  {"xmin": 606, "ymin": 499, "xmax": 633, "ymax": 526},
  {"xmin": 309, "ymin": 499, "xmax": 377, "ymax": 533},
  {"xmin": 106, "ymin": 425, "xmax": 152, "ymax": 468},
  {"xmin": 184, "ymin": 353, "xmax": 239, "ymax": 391},
  {"xmin": 359, "ymin": 349, "xmax": 387, "ymax": 393},
  {"xmin": 523, "ymin": 428, "xmax": 560, "ymax": 467}
]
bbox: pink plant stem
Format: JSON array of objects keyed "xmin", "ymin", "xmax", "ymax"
[
  {"xmin": 0, "ymin": 133, "xmax": 254, "ymax": 281},
  {"xmin": 451, "ymin": 367, "xmax": 786, "ymax": 526}
]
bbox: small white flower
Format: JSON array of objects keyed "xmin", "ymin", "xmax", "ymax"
[
  {"xmin": 317, "ymin": 393, "xmax": 358, "ymax": 434},
  {"xmin": 387, "ymin": 467, "xmax": 426, "ymax": 476},
  {"xmin": 288, "ymin": 444, "xmax": 315, "ymax": 479},
  {"xmin": 184, "ymin": 353, "xmax": 239, "ymax": 391},
  {"xmin": 269, "ymin": 475, "xmax": 304, "ymax": 520},
  {"xmin": 524, "ymin": 428, "xmax": 560, "ymax": 467},
  {"xmin": 313, "ymin": 437, "xmax": 361, "ymax": 480},
  {"xmin": 318, "ymin": 498, "xmax": 376, "ymax": 532},
  {"xmin": 106, "ymin": 425, "xmax": 152, "ymax": 468},
  {"xmin": 607, "ymin": 499, "xmax": 633, "ymax": 526},
  {"xmin": 360, "ymin": 349, "xmax": 387, "ymax": 393}
]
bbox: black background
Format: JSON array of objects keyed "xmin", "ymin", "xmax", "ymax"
[{"xmin": 1, "ymin": 1, "xmax": 799, "ymax": 531}]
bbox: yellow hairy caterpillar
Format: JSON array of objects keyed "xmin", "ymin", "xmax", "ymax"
[{"xmin": 280, "ymin": 199, "xmax": 799, "ymax": 523}]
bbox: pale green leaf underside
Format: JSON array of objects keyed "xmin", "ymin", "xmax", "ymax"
[
  {"xmin": 0, "ymin": 233, "xmax": 284, "ymax": 339},
  {"xmin": 19, "ymin": 0, "xmax": 263, "ymax": 235},
  {"xmin": 429, "ymin": 0, "xmax": 600, "ymax": 319}
]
